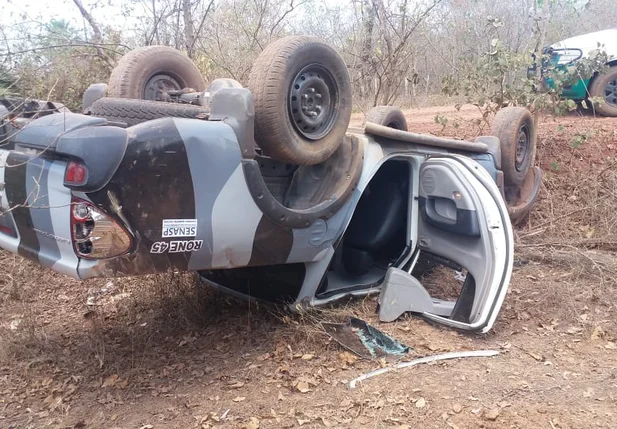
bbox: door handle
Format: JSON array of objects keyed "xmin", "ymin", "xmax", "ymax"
[
  {"xmin": 425, "ymin": 196, "xmax": 457, "ymax": 226},
  {"xmin": 419, "ymin": 196, "xmax": 480, "ymax": 237}
]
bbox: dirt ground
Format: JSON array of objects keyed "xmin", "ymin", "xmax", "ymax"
[{"xmin": 1, "ymin": 104, "xmax": 616, "ymax": 429}]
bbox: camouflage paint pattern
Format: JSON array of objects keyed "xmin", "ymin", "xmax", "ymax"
[{"xmin": 0, "ymin": 112, "xmax": 499, "ymax": 284}]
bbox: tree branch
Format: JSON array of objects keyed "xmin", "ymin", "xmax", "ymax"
[
  {"xmin": 71, "ymin": 0, "xmax": 115, "ymax": 69},
  {"xmin": 189, "ymin": 0, "xmax": 215, "ymax": 55}
]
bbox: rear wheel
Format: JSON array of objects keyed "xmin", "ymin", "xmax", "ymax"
[
  {"xmin": 589, "ymin": 66, "xmax": 617, "ymax": 117},
  {"xmin": 88, "ymin": 97, "xmax": 209, "ymax": 127},
  {"xmin": 247, "ymin": 36, "xmax": 352, "ymax": 165},
  {"xmin": 490, "ymin": 107, "xmax": 536, "ymax": 188},
  {"xmin": 366, "ymin": 106, "xmax": 408, "ymax": 131},
  {"xmin": 108, "ymin": 46, "xmax": 206, "ymax": 100}
]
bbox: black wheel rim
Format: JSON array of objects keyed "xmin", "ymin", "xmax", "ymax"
[
  {"xmin": 604, "ymin": 78, "xmax": 617, "ymax": 107},
  {"xmin": 515, "ymin": 124, "xmax": 530, "ymax": 171},
  {"xmin": 288, "ymin": 64, "xmax": 338, "ymax": 140},
  {"xmin": 144, "ymin": 73, "xmax": 183, "ymax": 100}
]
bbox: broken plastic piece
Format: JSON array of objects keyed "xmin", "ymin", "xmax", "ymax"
[
  {"xmin": 348, "ymin": 349, "xmax": 500, "ymax": 389},
  {"xmin": 322, "ymin": 317, "xmax": 410, "ymax": 360},
  {"xmin": 378, "ymin": 267, "xmax": 455, "ymax": 322}
]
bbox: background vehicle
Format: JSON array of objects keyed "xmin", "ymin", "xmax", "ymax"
[
  {"xmin": 0, "ymin": 36, "xmax": 542, "ymax": 332},
  {"xmin": 538, "ymin": 28, "xmax": 617, "ymax": 116}
]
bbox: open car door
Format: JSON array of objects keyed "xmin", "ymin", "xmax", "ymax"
[{"xmin": 378, "ymin": 154, "xmax": 514, "ymax": 333}]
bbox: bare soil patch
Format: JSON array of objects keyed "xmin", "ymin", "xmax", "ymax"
[{"xmin": 1, "ymin": 105, "xmax": 616, "ymax": 429}]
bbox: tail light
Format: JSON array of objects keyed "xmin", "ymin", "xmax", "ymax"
[
  {"xmin": 70, "ymin": 197, "xmax": 132, "ymax": 259},
  {"xmin": 0, "ymin": 223, "xmax": 15, "ymax": 237},
  {"xmin": 65, "ymin": 161, "xmax": 88, "ymax": 186}
]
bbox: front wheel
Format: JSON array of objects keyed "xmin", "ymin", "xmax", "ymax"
[
  {"xmin": 365, "ymin": 106, "xmax": 408, "ymax": 131},
  {"xmin": 589, "ymin": 66, "xmax": 617, "ymax": 117},
  {"xmin": 490, "ymin": 107, "xmax": 536, "ymax": 188}
]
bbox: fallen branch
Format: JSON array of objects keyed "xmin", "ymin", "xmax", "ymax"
[
  {"xmin": 516, "ymin": 239, "xmax": 617, "ymax": 251},
  {"xmin": 348, "ymin": 349, "xmax": 499, "ymax": 389}
]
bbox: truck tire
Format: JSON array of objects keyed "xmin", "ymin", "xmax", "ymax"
[
  {"xmin": 88, "ymin": 97, "xmax": 209, "ymax": 127},
  {"xmin": 589, "ymin": 66, "xmax": 617, "ymax": 117},
  {"xmin": 490, "ymin": 106, "xmax": 536, "ymax": 188},
  {"xmin": 366, "ymin": 106, "xmax": 408, "ymax": 131},
  {"xmin": 248, "ymin": 36, "xmax": 352, "ymax": 165},
  {"xmin": 108, "ymin": 46, "xmax": 206, "ymax": 100}
]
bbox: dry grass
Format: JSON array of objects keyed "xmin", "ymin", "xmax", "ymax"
[
  {"xmin": 415, "ymin": 264, "xmax": 465, "ymax": 301},
  {"xmin": 1, "ymin": 107, "xmax": 617, "ymax": 429},
  {"xmin": 521, "ymin": 164, "xmax": 617, "ymax": 242},
  {"xmin": 0, "ymin": 255, "xmax": 64, "ymax": 366},
  {"xmin": 509, "ymin": 117, "xmax": 617, "ymax": 327}
]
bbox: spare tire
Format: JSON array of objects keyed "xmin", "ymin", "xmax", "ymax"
[
  {"xmin": 366, "ymin": 106, "xmax": 408, "ymax": 131},
  {"xmin": 88, "ymin": 97, "xmax": 209, "ymax": 127},
  {"xmin": 108, "ymin": 46, "xmax": 206, "ymax": 100},
  {"xmin": 248, "ymin": 36, "xmax": 352, "ymax": 165},
  {"xmin": 490, "ymin": 106, "xmax": 536, "ymax": 188}
]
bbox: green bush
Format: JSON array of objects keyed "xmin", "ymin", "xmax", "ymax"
[{"xmin": 440, "ymin": 20, "xmax": 609, "ymax": 123}]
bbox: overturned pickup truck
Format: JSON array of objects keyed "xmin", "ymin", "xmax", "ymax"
[{"xmin": 0, "ymin": 36, "xmax": 542, "ymax": 333}]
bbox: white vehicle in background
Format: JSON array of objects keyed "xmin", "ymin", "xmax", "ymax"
[{"xmin": 539, "ymin": 28, "xmax": 617, "ymax": 116}]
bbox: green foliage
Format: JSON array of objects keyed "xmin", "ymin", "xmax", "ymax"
[
  {"xmin": 440, "ymin": 16, "xmax": 610, "ymax": 123},
  {"xmin": 434, "ymin": 114, "xmax": 448, "ymax": 131},
  {"xmin": 0, "ymin": 68, "xmax": 18, "ymax": 97},
  {"xmin": 570, "ymin": 130, "xmax": 592, "ymax": 149},
  {"xmin": 8, "ymin": 19, "xmax": 119, "ymax": 110},
  {"xmin": 441, "ymin": 36, "xmax": 532, "ymax": 113}
]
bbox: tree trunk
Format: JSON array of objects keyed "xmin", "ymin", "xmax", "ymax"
[
  {"xmin": 182, "ymin": 0, "xmax": 196, "ymax": 58},
  {"xmin": 71, "ymin": 0, "xmax": 115, "ymax": 69},
  {"xmin": 151, "ymin": 0, "xmax": 159, "ymax": 45},
  {"xmin": 531, "ymin": 0, "xmax": 549, "ymax": 137},
  {"xmin": 360, "ymin": 0, "xmax": 375, "ymax": 100}
]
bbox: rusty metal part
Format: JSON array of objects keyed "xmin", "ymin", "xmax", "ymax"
[{"xmin": 364, "ymin": 121, "xmax": 489, "ymax": 153}]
